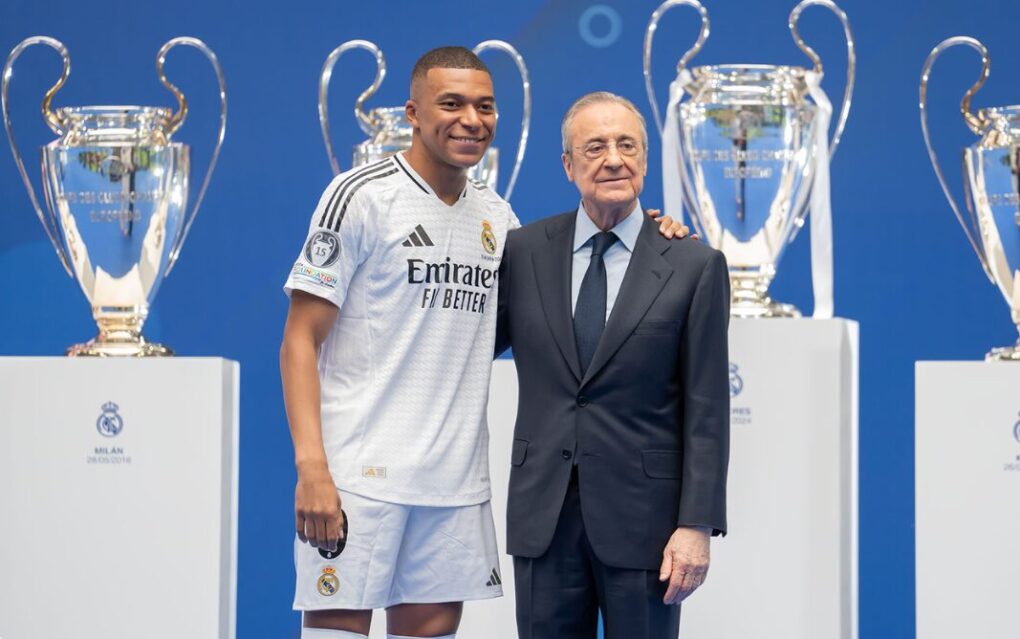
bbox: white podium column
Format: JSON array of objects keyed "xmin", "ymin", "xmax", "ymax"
[
  {"xmin": 462, "ymin": 319, "xmax": 858, "ymax": 639},
  {"xmin": 682, "ymin": 318, "xmax": 859, "ymax": 639},
  {"xmin": 915, "ymin": 362, "xmax": 1020, "ymax": 639},
  {"xmin": 0, "ymin": 358, "xmax": 239, "ymax": 639}
]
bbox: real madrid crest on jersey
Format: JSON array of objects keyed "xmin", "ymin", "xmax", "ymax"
[
  {"xmin": 96, "ymin": 401, "xmax": 124, "ymax": 437},
  {"xmin": 481, "ymin": 220, "xmax": 497, "ymax": 255},
  {"xmin": 317, "ymin": 566, "xmax": 340, "ymax": 597},
  {"xmin": 305, "ymin": 230, "xmax": 341, "ymax": 268}
]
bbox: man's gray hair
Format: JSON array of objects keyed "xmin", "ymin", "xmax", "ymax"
[{"xmin": 561, "ymin": 91, "xmax": 649, "ymax": 156}]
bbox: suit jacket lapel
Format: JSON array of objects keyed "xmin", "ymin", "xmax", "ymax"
[
  {"xmin": 532, "ymin": 213, "xmax": 583, "ymax": 382},
  {"xmin": 581, "ymin": 214, "xmax": 674, "ymax": 387}
]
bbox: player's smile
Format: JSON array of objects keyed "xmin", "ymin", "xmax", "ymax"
[{"xmin": 449, "ymin": 133, "xmax": 488, "ymax": 155}]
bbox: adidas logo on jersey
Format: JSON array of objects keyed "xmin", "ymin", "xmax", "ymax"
[
  {"xmin": 485, "ymin": 567, "xmax": 502, "ymax": 587},
  {"xmin": 402, "ymin": 224, "xmax": 434, "ymax": 247}
]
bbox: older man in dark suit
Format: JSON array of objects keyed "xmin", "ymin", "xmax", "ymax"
[{"xmin": 495, "ymin": 92, "xmax": 730, "ymax": 639}]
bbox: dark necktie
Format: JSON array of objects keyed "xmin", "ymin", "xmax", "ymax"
[{"xmin": 574, "ymin": 231, "xmax": 619, "ymax": 373}]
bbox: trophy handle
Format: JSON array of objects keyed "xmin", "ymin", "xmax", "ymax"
[
  {"xmin": 156, "ymin": 37, "xmax": 228, "ymax": 274},
  {"xmin": 919, "ymin": 36, "xmax": 994, "ymax": 280},
  {"xmin": 789, "ymin": 0, "xmax": 855, "ymax": 157},
  {"xmin": 643, "ymin": 0, "xmax": 710, "ymax": 133},
  {"xmin": 473, "ymin": 40, "xmax": 531, "ymax": 201},
  {"xmin": 1, "ymin": 36, "xmax": 72, "ymax": 275},
  {"xmin": 319, "ymin": 40, "xmax": 386, "ymax": 176}
]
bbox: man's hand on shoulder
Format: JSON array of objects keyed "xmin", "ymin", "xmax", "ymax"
[
  {"xmin": 659, "ymin": 525, "xmax": 712, "ymax": 605},
  {"xmin": 645, "ymin": 208, "xmax": 699, "ymax": 241}
]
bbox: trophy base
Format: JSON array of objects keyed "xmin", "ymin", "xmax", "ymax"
[
  {"xmin": 729, "ymin": 270, "xmax": 800, "ymax": 318},
  {"xmin": 731, "ymin": 299, "xmax": 802, "ymax": 319},
  {"xmin": 68, "ymin": 307, "xmax": 174, "ymax": 357},
  {"xmin": 67, "ymin": 337, "xmax": 174, "ymax": 358},
  {"xmin": 985, "ymin": 340, "xmax": 1020, "ymax": 362}
]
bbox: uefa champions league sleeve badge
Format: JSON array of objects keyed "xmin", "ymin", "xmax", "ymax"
[{"xmin": 305, "ymin": 230, "xmax": 341, "ymax": 268}]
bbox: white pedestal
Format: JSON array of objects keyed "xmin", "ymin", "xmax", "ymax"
[
  {"xmin": 681, "ymin": 318, "xmax": 859, "ymax": 639},
  {"xmin": 915, "ymin": 362, "xmax": 1020, "ymax": 639},
  {"xmin": 448, "ymin": 319, "xmax": 858, "ymax": 639},
  {"xmin": 0, "ymin": 358, "xmax": 239, "ymax": 639}
]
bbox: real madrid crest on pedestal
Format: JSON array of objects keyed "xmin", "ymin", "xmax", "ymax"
[
  {"xmin": 728, "ymin": 363, "xmax": 744, "ymax": 398},
  {"xmin": 96, "ymin": 401, "xmax": 124, "ymax": 438}
]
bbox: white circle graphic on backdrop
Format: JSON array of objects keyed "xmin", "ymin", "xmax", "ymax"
[{"xmin": 579, "ymin": 4, "xmax": 622, "ymax": 48}]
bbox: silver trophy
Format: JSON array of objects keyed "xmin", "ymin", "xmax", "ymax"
[
  {"xmin": 318, "ymin": 40, "xmax": 530, "ymax": 199},
  {"xmin": 920, "ymin": 37, "xmax": 1020, "ymax": 360},
  {"xmin": 2, "ymin": 36, "xmax": 226, "ymax": 356},
  {"xmin": 645, "ymin": 0, "xmax": 854, "ymax": 317}
]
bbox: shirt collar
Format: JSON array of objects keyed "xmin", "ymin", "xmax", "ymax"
[{"xmin": 573, "ymin": 199, "xmax": 643, "ymax": 253}]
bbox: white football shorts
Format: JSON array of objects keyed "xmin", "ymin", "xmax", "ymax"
[{"xmin": 293, "ymin": 489, "xmax": 503, "ymax": 610}]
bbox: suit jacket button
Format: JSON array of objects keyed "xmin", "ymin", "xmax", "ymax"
[
  {"xmin": 576, "ymin": 395, "xmax": 589, "ymax": 407},
  {"xmin": 561, "ymin": 449, "xmax": 573, "ymax": 460}
]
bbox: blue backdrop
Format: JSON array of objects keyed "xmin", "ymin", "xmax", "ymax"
[{"xmin": 3, "ymin": 1, "xmax": 1018, "ymax": 637}]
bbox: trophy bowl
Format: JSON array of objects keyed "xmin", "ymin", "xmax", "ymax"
[
  {"xmin": 645, "ymin": 0, "xmax": 854, "ymax": 318},
  {"xmin": 2, "ymin": 36, "xmax": 226, "ymax": 356},
  {"xmin": 921, "ymin": 37, "xmax": 1020, "ymax": 360},
  {"xmin": 677, "ymin": 63, "xmax": 821, "ymax": 316}
]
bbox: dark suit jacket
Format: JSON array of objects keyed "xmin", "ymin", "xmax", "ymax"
[{"xmin": 495, "ymin": 210, "xmax": 730, "ymax": 571}]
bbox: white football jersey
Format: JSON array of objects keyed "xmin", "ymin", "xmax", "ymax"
[{"xmin": 284, "ymin": 153, "xmax": 520, "ymax": 506}]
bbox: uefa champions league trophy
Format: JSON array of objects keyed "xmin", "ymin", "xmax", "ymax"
[
  {"xmin": 644, "ymin": 0, "xmax": 854, "ymax": 317},
  {"xmin": 2, "ymin": 36, "xmax": 226, "ymax": 356},
  {"xmin": 318, "ymin": 40, "xmax": 530, "ymax": 200},
  {"xmin": 920, "ymin": 37, "xmax": 1020, "ymax": 360}
]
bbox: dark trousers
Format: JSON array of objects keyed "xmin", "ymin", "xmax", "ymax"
[{"xmin": 513, "ymin": 471, "xmax": 681, "ymax": 639}]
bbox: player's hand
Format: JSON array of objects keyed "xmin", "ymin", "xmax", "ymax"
[
  {"xmin": 295, "ymin": 460, "xmax": 344, "ymax": 551},
  {"xmin": 646, "ymin": 208, "xmax": 698, "ymax": 240},
  {"xmin": 659, "ymin": 526, "xmax": 711, "ymax": 605}
]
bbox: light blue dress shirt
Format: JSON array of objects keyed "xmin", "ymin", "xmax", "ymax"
[{"xmin": 571, "ymin": 200, "xmax": 643, "ymax": 320}]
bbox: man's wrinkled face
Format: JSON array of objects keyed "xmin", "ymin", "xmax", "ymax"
[
  {"xmin": 406, "ymin": 67, "xmax": 496, "ymax": 169},
  {"xmin": 562, "ymin": 102, "xmax": 646, "ymax": 209}
]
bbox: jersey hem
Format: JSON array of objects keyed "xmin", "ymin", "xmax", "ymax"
[{"xmin": 335, "ymin": 479, "xmax": 491, "ymax": 507}]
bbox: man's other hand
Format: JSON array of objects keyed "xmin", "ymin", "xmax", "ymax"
[
  {"xmin": 295, "ymin": 460, "xmax": 344, "ymax": 551},
  {"xmin": 659, "ymin": 525, "xmax": 711, "ymax": 605},
  {"xmin": 646, "ymin": 208, "xmax": 699, "ymax": 240}
]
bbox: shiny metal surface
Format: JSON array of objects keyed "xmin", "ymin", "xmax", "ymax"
[
  {"xmin": 2, "ymin": 36, "xmax": 226, "ymax": 356},
  {"xmin": 318, "ymin": 39, "xmax": 530, "ymax": 199},
  {"xmin": 644, "ymin": 0, "xmax": 855, "ymax": 317},
  {"xmin": 920, "ymin": 37, "xmax": 1020, "ymax": 360}
]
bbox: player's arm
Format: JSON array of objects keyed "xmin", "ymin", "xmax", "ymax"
[
  {"xmin": 280, "ymin": 175, "xmax": 371, "ymax": 553},
  {"xmin": 281, "ymin": 291, "xmax": 343, "ymax": 552}
]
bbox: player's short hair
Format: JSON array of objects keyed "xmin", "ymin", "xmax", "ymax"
[
  {"xmin": 411, "ymin": 46, "xmax": 491, "ymax": 84},
  {"xmin": 561, "ymin": 91, "xmax": 648, "ymax": 158}
]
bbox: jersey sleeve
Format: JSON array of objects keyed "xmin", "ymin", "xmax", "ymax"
[
  {"xmin": 283, "ymin": 176, "xmax": 375, "ymax": 309},
  {"xmin": 507, "ymin": 204, "xmax": 522, "ymax": 230}
]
